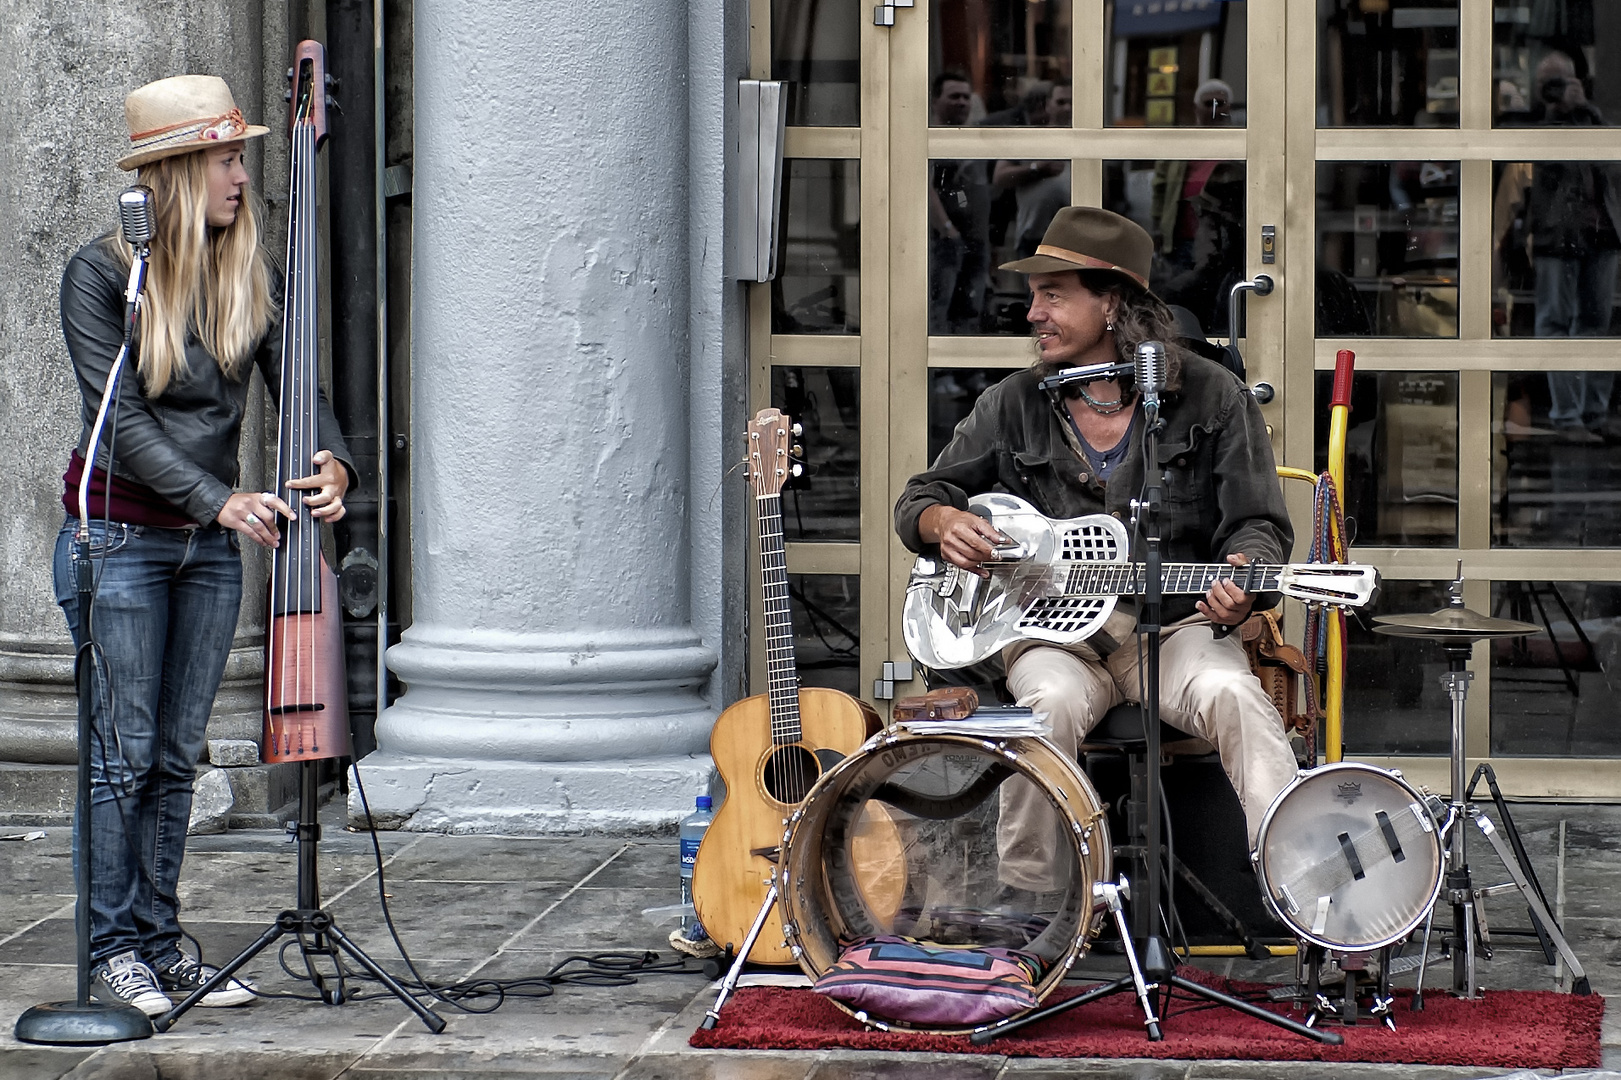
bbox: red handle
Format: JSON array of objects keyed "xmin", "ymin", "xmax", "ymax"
[{"xmin": 1331, "ymin": 349, "xmax": 1356, "ymax": 408}]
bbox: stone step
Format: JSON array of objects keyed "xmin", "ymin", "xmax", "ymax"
[{"xmin": 0, "ymin": 760, "xmax": 302, "ymax": 828}]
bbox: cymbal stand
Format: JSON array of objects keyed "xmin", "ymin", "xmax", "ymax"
[{"xmin": 1431, "ymin": 639, "xmax": 1589, "ymax": 1000}]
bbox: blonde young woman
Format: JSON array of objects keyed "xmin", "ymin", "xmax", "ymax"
[{"xmin": 56, "ymin": 75, "xmax": 353, "ymax": 1017}]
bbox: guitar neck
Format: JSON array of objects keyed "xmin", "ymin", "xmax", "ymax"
[
  {"xmin": 757, "ymin": 493, "xmax": 803, "ymax": 744},
  {"xmin": 1063, "ymin": 562, "xmax": 1285, "ymax": 597}
]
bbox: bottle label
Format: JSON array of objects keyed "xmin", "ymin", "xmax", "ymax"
[{"xmin": 680, "ymin": 836, "xmax": 702, "ymax": 870}]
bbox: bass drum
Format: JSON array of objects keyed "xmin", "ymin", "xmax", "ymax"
[
  {"xmin": 1254, "ymin": 762, "xmax": 1443, "ymax": 953},
  {"xmin": 780, "ymin": 729, "xmax": 1111, "ymax": 1032}
]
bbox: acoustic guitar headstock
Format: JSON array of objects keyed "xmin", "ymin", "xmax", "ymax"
[{"xmin": 747, "ymin": 408, "xmax": 803, "ymax": 498}]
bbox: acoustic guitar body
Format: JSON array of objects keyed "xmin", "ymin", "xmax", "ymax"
[{"xmin": 692, "ymin": 686, "xmax": 882, "ymax": 965}]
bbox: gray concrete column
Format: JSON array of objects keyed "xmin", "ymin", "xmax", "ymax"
[
  {"xmin": 358, "ymin": 0, "xmax": 718, "ymax": 831},
  {"xmin": 0, "ymin": 4, "xmax": 282, "ymax": 821}
]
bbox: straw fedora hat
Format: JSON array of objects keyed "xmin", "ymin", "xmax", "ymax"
[
  {"xmin": 1000, "ymin": 206, "xmax": 1154, "ymax": 291},
  {"xmin": 119, "ymin": 75, "xmax": 269, "ymax": 171}
]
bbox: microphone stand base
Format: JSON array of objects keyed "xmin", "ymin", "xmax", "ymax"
[{"xmin": 14, "ymin": 1001, "xmax": 153, "ymax": 1045}]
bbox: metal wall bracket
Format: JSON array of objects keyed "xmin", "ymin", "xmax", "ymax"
[
  {"xmin": 874, "ymin": 0, "xmax": 913, "ymax": 27},
  {"xmin": 872, "ymin": 659, "xmax": 914, "ymax": 700},
  {"xmin": 736, "ymin": 80, "xmax": 789, "ymax": 282}
]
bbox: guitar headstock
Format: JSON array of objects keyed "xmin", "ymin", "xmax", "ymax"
[
  {"xmin": 748, "ymin": 408, "xmax": 801, "ymax": 498},
  {"xmin": 1279, "ymin": 564, "xmax": 1382, "ymax": 609},
  {"xmin": 288, "ymin": 40, "xmax": 330, "ymax": 145}
]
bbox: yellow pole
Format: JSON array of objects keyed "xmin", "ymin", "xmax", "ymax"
[{"xmin": 1325, "ymin": 350, "xmax": 1356, "ymax": 762}]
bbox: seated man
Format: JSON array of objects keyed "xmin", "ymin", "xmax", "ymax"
[{"xmin": 893, "ymin": 206, "xmax": 1300, "ymax": 896}]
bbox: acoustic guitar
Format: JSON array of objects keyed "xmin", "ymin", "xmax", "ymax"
[{"xmin": 691, "ymin": 408, "xmax": 892, "ymax": 964}]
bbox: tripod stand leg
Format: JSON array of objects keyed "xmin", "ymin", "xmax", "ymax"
[
  {"xmin": 323, "ymin": 920, "xmax": 447, "ymax": 1033},
  {"xmin": 153, "ymin": 921, "xmax": 288, "ymax": 1032},
  {"xmin": 1167, "ymin": 974, "xmax": 1343, "ymax": 1044},
  {"xmin": 1473, "ymin": 813, "xmax": 1589, "ymax": 993},
  {"xmin": 1412, "ymin": 904, "xmax": 1435, "ymax": 1011},
  {"xmin": 1102, "ymin": 879, "xmax": 1162, "ymax": 1040},
  {"xmin": 700, "ymin": 883, "xmax": 778, "ymax": 1030}
]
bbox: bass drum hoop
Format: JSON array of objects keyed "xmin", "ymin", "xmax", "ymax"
[
  {"xmin": 1254, "ymin": 762, "xmax": 1443, "ymax": 953},
  {"xmin": 779, "ymin": 730, "xmax": 1110, "ymax": 1034}
]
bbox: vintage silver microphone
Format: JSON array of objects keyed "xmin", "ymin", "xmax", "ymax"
[
  {"xmin": 1135, "ymin": 339, "xmax": 1166, "ymax": 426},
  {"xmin": 77, "ymin": 187, "xmax": 157, "ymax": 537}
]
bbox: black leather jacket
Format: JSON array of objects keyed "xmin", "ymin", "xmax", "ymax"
[
  {"xmin": 61, "ymin": 237, "xmax": 353, "ymax": 526},
  {"xmin": 894, "ymin": 354, "xmax": 1293, "ymax": 624}
]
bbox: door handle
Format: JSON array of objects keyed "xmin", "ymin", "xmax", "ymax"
[{"xmin": 1225, "ymin": 273, "xmax": 1275, "ymax": 385}]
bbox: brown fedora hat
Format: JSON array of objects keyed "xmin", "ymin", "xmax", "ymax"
[
  {"xmin": 119, "ymin": 75, "xmax": 269, "ymax": 171},
  {"xmin": 1000, "ymin": 206, "xmax": 1153, "ymax": 290}
]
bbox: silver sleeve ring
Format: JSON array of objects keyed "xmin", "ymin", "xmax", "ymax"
[{"xmin": 245, "ymin": 513, "xmax": 260, "ymax": 525}]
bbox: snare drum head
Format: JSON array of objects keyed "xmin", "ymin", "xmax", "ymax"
[
  {"xmin": 1256, "ymin": 763, "xmax": 1443, "ymax": 952},
  {"xmin": 781, "ymin": 732, "xmax": 1109, "ymax": 1029}
]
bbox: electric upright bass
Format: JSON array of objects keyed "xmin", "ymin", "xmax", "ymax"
[{"xmin": 262, "ymin": 41, "xmax": 349, "ymax": 764}]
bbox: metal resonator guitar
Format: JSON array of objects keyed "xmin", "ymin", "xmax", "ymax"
[{"xmin": 903, "ymin": 493, "xmax": 1381, "ymax": 670}]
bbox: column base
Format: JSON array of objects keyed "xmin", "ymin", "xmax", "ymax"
[{"xmin": 346, "ymin": 751, "xmax": 716, "ymax": 834}]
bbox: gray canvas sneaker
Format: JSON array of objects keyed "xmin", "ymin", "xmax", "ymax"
[
  {"xmin": 153, "ymin": 951, "xmax": 257, "ymax": 1007},
  {"xmin": 91, "ymin": 950, "xmax": 173, "ymax": 1018}
]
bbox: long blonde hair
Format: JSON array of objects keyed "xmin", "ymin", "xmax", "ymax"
[{"xmin": 106, "ymin": 148, "xmax": 273, "ymax": 398}]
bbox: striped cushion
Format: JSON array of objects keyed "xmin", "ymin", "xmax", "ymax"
[{"xmin": 812, "ymin": 935, "xmax": 1043, "ymax": 1027}]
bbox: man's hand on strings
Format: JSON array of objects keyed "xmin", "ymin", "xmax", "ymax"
[
  {"xmin": 286, "ymin": 449, "xmax": 349, "ymax": 523},
  {"xmin": 919, "ymin": 505, "xmax": 1007, "ymax": 578},
  {"xmin": 1197, "ymin": 552, "xmax": 1256, "ymax": 627}
]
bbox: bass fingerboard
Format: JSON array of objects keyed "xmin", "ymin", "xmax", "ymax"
[
  {"xmin": 1062, "ymin": 562, "xmax": 1285, "ymax": 597},
  {"xmin": 757, "ymin": 492, "xmax": 803, "ymax": 746}
]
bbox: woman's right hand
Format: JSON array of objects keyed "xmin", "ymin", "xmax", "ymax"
[{"xmin": 218, "ymin": 490, "xmax": 297, "ymax": 549}]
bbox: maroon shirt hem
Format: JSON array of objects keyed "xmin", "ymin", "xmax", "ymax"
[{"xmin": 62, "ymin": 450, "xmax": 197, "ymax": 528}]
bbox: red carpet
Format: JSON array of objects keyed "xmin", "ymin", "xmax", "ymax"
[{"xmin": 691, "ymin": 972, "xmax": 1603, "ymax": 1068}]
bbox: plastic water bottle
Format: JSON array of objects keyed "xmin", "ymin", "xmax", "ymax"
[{"xmin": 678, "ymin": 795, "xmax": 715, "ymax": 939}]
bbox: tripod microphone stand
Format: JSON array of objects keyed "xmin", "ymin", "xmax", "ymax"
[
  {"xmin": 976, "ymin": 364, "xmax": 1340, "ymax": 1048},
  {"xmin": 154, "ymin": 760, "xmax": 446, "ymax": 1033}
]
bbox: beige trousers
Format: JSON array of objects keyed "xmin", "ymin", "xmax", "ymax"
[{"xmin": 997, "ymin": 623, "xmax": 1300, "ymax": 892}]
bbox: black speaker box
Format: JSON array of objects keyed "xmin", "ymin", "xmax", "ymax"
[{"xmin": 1084, "ymin": 750, "xmax": 1290, "ymax": 945}]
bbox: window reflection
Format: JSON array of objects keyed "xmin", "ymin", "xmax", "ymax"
[
  {"xmin": 930, "ymin": 0, "xmax": 1072, "ymax": 128},
  {"xmin": 1493, "ymin": 3, "xmax": 1621, "ymax": 129},
  {"xmin": 1314, "ymin": 371, "xmax": 1459, "ymax": 547},
  {"xmin": 1105, "ymin": 0, "xmax": 1247, "ymax": 128},
  {"xmin": 788, "ymin": 574, "xmax": 861, "ymax": 697},
  {"xmin": 1493, "ymin": 372, "xmax": 1621, "ymax": 548},
  {"xmin": 1491, "ymin": 580, "xmax": 1621, "ymax": 757},
  {"xmin": 1492, "ymin": 161, "xmax": 1621, "ymax": 338},
  {"xmin": 773, "ymin": 0, "xmax": 861, "ymax": 126},
  {"xmin": 931, "ymin": 157, "xmax": 1071, "ymax": 335},
  {"xmin": 1318, "ymin": 0, "xmax": 1460, "ymax": 127},
  {"xmin": 773, "ymin": 160, "xmax": 860, "ymax": 334},
  {"xmin": 929, "ymin": 367, "xmax": 1019, "ymax": 462},
  {"xmin": 773, "ymin": 367, "xmax": 860, "ymax": 541},
  {"xmin": 1343, "ymin": 580, "xmax": 1452, "ymax": 756},
  {"xmin": 1104, "ymin": 160, "xmax": 1246, "ymax": 336},
  {"xmin": 1316, "ymin": 161, "xmax": 1459, "ymax": 337}
]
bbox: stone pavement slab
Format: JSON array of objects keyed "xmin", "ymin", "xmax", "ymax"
[{"xmin": 0, "ymin": 802, "xmax": 1614, "ymax": 1079}]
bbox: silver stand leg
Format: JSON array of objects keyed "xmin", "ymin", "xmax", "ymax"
[
  {"xmin": 700, "ymin": 882, "xmax": 779, "ymax": 1031},
  {"xmin": 1412, "ymin": 904, "xmax": 1435, "ymax": 1011},
  {"xmin": 1472, "ymin": 811, "xmax": 1589, "ymax": 989},
  {"xmin": 1097, "ymin": 877, "xmax": 1162, "ymax": 1039}
]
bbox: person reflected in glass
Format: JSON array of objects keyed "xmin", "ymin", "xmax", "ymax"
[
  {"xmin": 930, "ymin": 72, "xmax": 992, "ymax": 333},
  {"xmin": 992, "ymin": 82, "xmax": 1073, "ymax": 263},
  {"xmin": 1498, "ymin": 51, "xmax": 1621, "ymax": 440},
  {"xmin": 1149, "ymin": 80, "xmax": 1244, "ymax": 334}
]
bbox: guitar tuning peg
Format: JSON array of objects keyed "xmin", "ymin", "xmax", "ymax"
[
  {"xmin": 284, "ymin": 90, "xmax": 294, "ymax": 102},
  {"xmin": 287, "ymin": 66, "xmax": 296, "ymax": 80},
  {"xmin": 791, "ymin": 422, "xmax": 804, "ymax": 437},
  {"xmin": 325, "ymin": 73, "xmax": 340, "ymax": 89},
  {"xmin": 790, "ymin": 463, "xmax": 804, "ymax": 478},
  {"xmin": 790, "ymin": 444, "xmax": 804, "ymax": 459}
]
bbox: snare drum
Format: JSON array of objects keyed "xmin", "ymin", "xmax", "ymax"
[
  {"xmin": 779, "ymin": 729, "xmax": 1111, "ymax": 1032},
  {"xmin": 1254, "ymin": 762, "xmax": 1443, "ymax": 953}
]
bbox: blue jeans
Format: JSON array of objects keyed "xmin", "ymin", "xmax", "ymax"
[
  {"xmin": 53, "ymin": 519, "xmax": 243, "ymax": 965},
  {"xmin": 1535, "ymin": 252, "xmax": 1619, "ymax": 427}
]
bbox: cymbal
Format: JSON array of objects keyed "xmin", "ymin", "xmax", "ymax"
[{"xmin": 1372, "ymin": 605, "xmax": 1538, "ymax": 640}]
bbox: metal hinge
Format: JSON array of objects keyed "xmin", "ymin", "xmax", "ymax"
[
  {"xmin": 872, "ymin": 659, "xmax": 915, "ymax": 700},
  {"xmin": 874, "ymin": 0, "xmax": 913, "ymax": 26}
]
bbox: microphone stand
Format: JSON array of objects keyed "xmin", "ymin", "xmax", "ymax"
[
  {"xmin": 16, "ymin": 242, "xmax": 154, "ymax": 1045},
  {"xmin": 974, "ymin": 385, "xmax": 1340, "ymax": 1048}
]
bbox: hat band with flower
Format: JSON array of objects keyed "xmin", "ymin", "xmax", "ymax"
[{"xmin": 129, "ymin": 108, "xmax": 250, "ymax": 160}]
